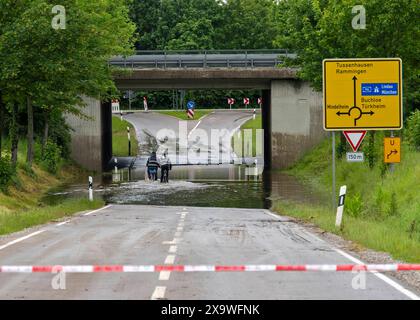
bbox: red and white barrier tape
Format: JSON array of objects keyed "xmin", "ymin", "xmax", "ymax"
[{"xmin": 0, "ymin": 264, "xmax": 419, "ymax": 273}]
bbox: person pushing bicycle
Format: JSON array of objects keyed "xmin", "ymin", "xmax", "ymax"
[
  {"xmin": 160, "ymin": 152, "xmax": 172, "ymax": 183},
  {"xmin": 146, "ymin": 151, "xmax": 160, "ymax": 181}
]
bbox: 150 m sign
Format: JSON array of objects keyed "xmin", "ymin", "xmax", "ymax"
[{"xmin": 323, "ymin": 58, "xmax": 403, "ymax": 131}]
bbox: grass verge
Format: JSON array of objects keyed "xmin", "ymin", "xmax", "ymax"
[
  {"xmin": 232, "ymin": 114, "xmax": 262, "ymax": 157},
  {"xmin": 112, "ymin": 116, "xmax": 139, "ymax": 156},
  {"xmin": 0, "ymin": 140, "xmax": 105, "ymax": 236},
  {"xmin": 272, "ymin": 132, "xmax": 420, "ymax": 263},
  {"xmin": 156, "ymin": 110, "xmax": 212, "ymax": 121},
  {"xmin": 0, "ymin": 199, "xmax": 104, "ymax": 236}
]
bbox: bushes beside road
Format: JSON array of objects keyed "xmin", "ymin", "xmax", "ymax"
[
  {"xmin": 0, "ymin": 140, "xmax": 104, "ymax": 235},
  {"xmin": 273, "ymin": 124, "xmax": 420, "ymax": 262}
]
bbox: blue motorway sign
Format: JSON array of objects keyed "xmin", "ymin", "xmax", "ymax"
[
  {"xmin": 361, "ymin": 83, "xmax": 398, "ymax": 96},
  {"xmin": 187, "ymin": 101, "xmax": 196, "ymax": 109}
]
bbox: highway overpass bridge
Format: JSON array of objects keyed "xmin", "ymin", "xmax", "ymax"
[{"xmin": 66, "ymin": 50, "xmax": 325, "ymax": 171}]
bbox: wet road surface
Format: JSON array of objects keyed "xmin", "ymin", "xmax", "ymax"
[
  {"xmin": 0, "ymin": 205, "xmax": 416, "ymax": 300},
  {"xmin": 123, "ymin": 110, "xmax": 256, "ymax": 165}
]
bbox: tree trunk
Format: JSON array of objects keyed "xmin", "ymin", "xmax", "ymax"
[
  {"xmin": 41, "ymin": 110, "xmax": 49, "ymax": 156},
  {"xmin": 10, "ymin": 103, "xmax": 19, "ymax": 166},
  {"xmin": 26, "ymin": 96, "xmax": 34, "ymax": 166}
]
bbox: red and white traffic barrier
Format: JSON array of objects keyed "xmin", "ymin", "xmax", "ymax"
[{"xmin": 0, "ymin": 264, "xmax": 419, "ymax": 273}]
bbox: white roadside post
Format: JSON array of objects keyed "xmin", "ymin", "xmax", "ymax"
[
  {"xmin": 335, "ymin": 185, "xmax": 347, "ymax": 228},
  {"xmin": 114, "ymin": 158, "xmax": 118, "ymax": 174},
  {"xmin": 127, "ymin": 126, "xmax": 131, "ymax": 157},
  {"xmin": 88, "ymin": 176, "xmax": 93, "ymax": 202}
]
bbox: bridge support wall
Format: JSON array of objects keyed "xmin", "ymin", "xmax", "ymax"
[
  {"xmin": 66, "ymin": 96, "xmax": 112, "ymax": 172},
  {"xmin": 270, "ymin": 80, "xmax": 326, "ymax": 169}
]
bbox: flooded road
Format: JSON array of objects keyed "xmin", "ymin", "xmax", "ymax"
[{"xmin": 43, "ymin": 165, "xmax": 321, "ymax": 209}]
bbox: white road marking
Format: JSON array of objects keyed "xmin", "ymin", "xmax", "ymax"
[
  {"xmin": 162, "ymin": 238, "xmax": 182, "ymax": 245},
  {"xmin": 0, "ymin": 205, "xmax": 113, "ymax": 252},
  {"xmin": 169, "ymin": 245, "xmax": 177, "ymax": 253},
  {"xmin": 188, "ymin": 120, "xmax": 202, "ymax": 138},
  {"xmin": 0, "ymin": 230, "xmax": 46, "ymax": 251},
  {"xmin": 83, "ymin": 205, "xmax": 112, "ymax": 216},
  {"xmin": 263, "ymin": 209, "xmax": 419, "ymax": 300},
  {"xmin": 159, "ymin": 271, "xmax": 171, "ymax": 281},
  {"xmin": 174, "ymin": 231, "xmax": 182, "ymax": 238},
  {"xmin": 56, "ymin": 221, "xmax": 70, "ymax": 227},
  {"xmin": 177, "ymin": 226, "xmax": 183, "ymax": 232},
  {"xmin": 151, "ymin": 286, "xmax": 166, "ymax": 300},
  {"xmin": 334, "ymin": 248, "xmax": 419, "ymax": 301},
  {"xmin": 165, "ymin": 255, "xmax": 176, "ymax": 264}
]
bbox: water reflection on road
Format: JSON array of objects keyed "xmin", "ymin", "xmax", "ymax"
[{"xmin": 44, "ymin": 165, "xmax": 321, "ymax": 209}]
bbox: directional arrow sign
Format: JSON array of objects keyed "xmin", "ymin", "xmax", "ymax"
[
  {"xmin": 323, "ymin": 58, "xmax": 402, "ymax": 131},
  {"xmin": 384, "ymin": 137, "xmax": 401, "ymax": 163},
  {"xmin": 343, "ymin": 131, "xmax": 367, "ymax": 152}
]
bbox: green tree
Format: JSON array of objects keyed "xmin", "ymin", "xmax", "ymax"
[
  {"xmin": 0, "ymin": 0, "xmax": 136, "ymax": 166},
  {"xmin": 276, "ymin": 0, "xmax": 419, "ymax": 115},
  {"xmin": 218, "ymin": 0, "xmax": 278, "ymax": 49}
]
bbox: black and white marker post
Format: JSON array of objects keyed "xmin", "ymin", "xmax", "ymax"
[
  {"xmin": 127, "ymin": 126, "xmax": 131, "ymax": 157},
  {"xmin": 88, "ymin": 176, "xmax": 93, "ymax": 202},
  {"xmin": 335, "ymin": 185, "xmax": 347, "ymax": 228}
]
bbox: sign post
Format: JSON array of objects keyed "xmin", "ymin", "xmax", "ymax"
[
  {"xmin": 243, "ymin": 98, "xmax": 250, "ymax": 108},
  {"xmin": 384, "ymin": 135, "xmax": 401, "ymax": 165},
  {"xmin": 228, "ymin": 98, "xmax": 235, "ymax": 110},
  {"xmin": 187, "ymin": 101, "xmax": 195, "ymax": 119},
  {"xmin": 143, "ymin": 96, "xmax": 149, "ymax": 112},
  {"xmin": 332, "ymin": 132, "xmax": 336, "ymax": 211},
  {"xmin": 323, "ymin": 58, "xmax": 402, "ymax": 131},
  {"xmin": 324, "ymin": 58, "xmax": 403, "ymax": 214},
  {"xmin": 111, "ymin": 99, "xmax": 120, "ymax": 114},
  {"xmin": 343, "ymin": 130, "xmax": 367, "ymax": 162},
  {"xmin": 258, "ymin": 98, "xmax": 262, "ymax": 109}
]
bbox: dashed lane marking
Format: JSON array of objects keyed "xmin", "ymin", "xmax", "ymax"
[
  {"xmin": 151, "ymin": 286, "xmax": 166, "ymax": 300},
  {"xmin": 165, "ymin": 255, "xmax": 176, "ymax": 264},
  {"xmin": 159, "ymin": 271, "xmax": 171, "ymax": 281}
]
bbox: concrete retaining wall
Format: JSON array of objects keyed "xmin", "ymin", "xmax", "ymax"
[
  {"xmin": 270, "ymin": 80, "xmax": 326, "ymax": 169},
  {"xmin": 65, "ymin": 96, "xmax": 111, "ymax": 172}
]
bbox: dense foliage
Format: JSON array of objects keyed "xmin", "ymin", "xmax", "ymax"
[
  {"xmin": 0, "ymin": 0, "xmax": 418, "ymax": 191},
  {"xmin": 0, "ymin": 0, "xmax": 135, "ymax": 186},
  {"xmin": 126, "ymin": 0, "xmax": 419, "ymax": 115}
]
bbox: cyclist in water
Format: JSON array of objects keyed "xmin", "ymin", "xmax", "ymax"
[
  {"xmin": 160, "ymin": 152, "xmax": 172, "ymax": 183},
  {"xmin": 146, "ymin": 151, "xmax": 160, "ymax": 181}
]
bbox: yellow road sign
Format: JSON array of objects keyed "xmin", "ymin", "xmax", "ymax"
[
  {"xmin": 384, "ymin": 137, "xmax": 401, "ymax": 163},
  {"xmin": 323, "ymin": 58, "xmax": 402, "ymax": 131}
]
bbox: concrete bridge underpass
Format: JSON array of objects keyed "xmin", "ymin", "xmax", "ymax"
[{"xmin": 65, "ymin": 50, "xmax": 325, "ymax": 172}]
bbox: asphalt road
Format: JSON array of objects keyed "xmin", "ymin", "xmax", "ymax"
[
  {"xmin": 0, "ymin": 205, "xmax": 416, "ymax": 300},
  {"xmin": 123, "ymin": 110, "xmax": 255, "ymax": 165}
]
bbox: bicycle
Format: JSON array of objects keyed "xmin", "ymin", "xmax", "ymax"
[{"xmin": 161, "ymin": 169, "xmax": 169, "ymax": 183}]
